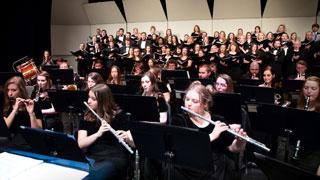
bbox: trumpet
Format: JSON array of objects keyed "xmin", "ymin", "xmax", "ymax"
[
  {"xmin": 83, "ymin": 102, "xmax": 134, "ymax": 154},
  {"xmin": 181, "ymin": 106, "xmax": 270, "ymax": 152}
]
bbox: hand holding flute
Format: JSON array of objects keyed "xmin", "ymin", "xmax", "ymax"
[
  {"xmin": 181, "ymin": 106, "xmax": 270, "ymax": 152},
  {"xmin": 83, "ymin": 102, "xmax": 134, "ymax": 154}
]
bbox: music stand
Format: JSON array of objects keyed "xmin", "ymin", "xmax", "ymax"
[
  {"xmin": 254, "ymin": 152, "xmax": 319, "ymax": 180},
  {"xmin": 19, "ymin": 126, "xmax": 92, "ymax": 165},
  {"xmin": 107, "ymin": 84, "xmax": 128, "ymax": 94},
  {"xmin": 235, "ymin": 85, "xmax": 277, "ymax": 104},
  {"xmin": 282, "ymin": 79, "xmax": 304, "ymax": 93},
  {"xmin": 113, "ymin": 94, "xmax": 159, "ymax": 122},
  {"xmin": 89, "ymin": 69, "xmax": 109, "ymax": 81},
  {"xmin": 47, "ymin": 69, "xmax": 74, "ymax": 88},
  {"xmin": 41, "ymin": 64, "xmax": 59, "ymax": 71},
  {"xmin": 130, "ymin": 121, "xmax": 213, "ymax": 180},
  {"xmin": 124, "ymin": 75, "xmax": 142, "ymax": 94},
  {"xmin": 48, "ymin": 90, "xmax": 88, "ymax": 133},
  {"xmin": 161, "ymin": 70, "xmax": 189, "ymax": 82},
  {"xmin": 0, "ymin": 99, "xmax": 10, "ymax": 138},
  {"xmin": 237, "ymin": 79, "xmax": 263, "ymax": 86},
  {"xmin": 168, "ymin": 78, "xmax": 213, "ymax": 91},
  {"xmin": 0, "ymin": 72, "xmax": 23, "ymax": 86},
  {"xmin": 212, "ymin": 93, "xmax": 242, "ymax": 124},
  {"xmin": 285, "ymin": 108, "xmax": 320, "ymax": 147}
]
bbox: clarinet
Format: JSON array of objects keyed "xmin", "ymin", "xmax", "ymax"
[
  {"xmin": 34, "ymin": 85, "xmax": 41, "ymax": 102},
  {"xmin": 304, "ymin": 96, "xmax": 310, "ymax": 111},
  {"xmin": 292, "ymin": 140, "xmax": 301, "ymax": 160},
  {"xmin": 293, "ymin": 96, "xmax": 310, "ymax": 160},
  {"xmin": 181, "ymin": 106, "xmax": 270, "ymax": 152},
  {"xmin": 83, "ymin": 102, "xmax": 134, "ymax": 154}
]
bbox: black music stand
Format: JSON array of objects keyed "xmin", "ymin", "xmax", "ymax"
[
  {"xmin": 125, "ymin": 75, "xmax": 142, "ymax": 94},
  {"xmin": 130, "ymin": 121, "xmax": 213, "ymax": 180},
  {"xmin": 282, "ymin": 79, "xmax": 304, "ymax": 93},
  {"xmin": 41, "ymin": 64, "xmax": 59, "ymax": 71},
  {"xmin": 168, "ymin": 78, "xmax": 213, "ymax": 91},
  {"xmin": 237, "ymin": 79, "xmax": 263, "ymax": 86},
  {"xmin": 47, "ymin": 69, "xmax": 74, "ymax": 89},
  {"xmin": 235, "ymin": 85, "xmax": 277, "ymax": 104},
  {"xmin": 48, "ymin": 90, "xmax": 88, "ymax": 133},
  {"xmin": 285, "ymin": 108, "xmax": 320, "ymax": 147},
  {"xmin": 89, "ymin": 69, "xmax": 109, "ymax": 81},
  {"xmin": 113, "ymin": 94, "xmax": 159, "ymax": 122},
  {"xmin": 254, "ymin": 152, "xmax": 319, "ymax": 180},
  {"xmin": 107, "ymin": 84, "xmax": 128, "ymax": 94},
  {"xmin": 212, "ymin": 93, "xmax": 242, "ymax": 124},
  {"xmin": 0, "ymin": 72, "xmax": 23, "ymax": 86},
  {"xmin": 19, "ymin": 126, "xmax": 92, "ymax": 165},
  {"xmin": 161, "ymin": 70, "xmax": 189, "ymax": 82}
]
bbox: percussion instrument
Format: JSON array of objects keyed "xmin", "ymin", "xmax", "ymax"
[{"xmin": 13, "ymin": 57, "xmax": 39, "ymax": 85}]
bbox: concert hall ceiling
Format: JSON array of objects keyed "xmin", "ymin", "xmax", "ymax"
[{"xmin": 52, "ymin": 0, "xmax": 319, "ymax": 25}]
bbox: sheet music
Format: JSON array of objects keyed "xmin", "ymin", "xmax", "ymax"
[
  {"xmin": 0, "ymin": 152, "xmax": 88, "ymax": 180},
  {"xmin": 0, "ymin": 152, "xmax": 43, "ymax": 179},
  {"xmin": 12, "ymin": 163, "xmax": 89, "ymax": 180}
]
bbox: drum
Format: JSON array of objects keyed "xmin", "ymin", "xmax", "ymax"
[{"xmin": 17, "ymin": 60, "xmax": 39, "ymax": 82}]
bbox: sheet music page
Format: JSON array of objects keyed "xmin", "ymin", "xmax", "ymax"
[
  {"xmin": 12, "ymin": 163, "xmax": 89, "ymax": 180},
  {"xmin": 0, "ymin": 152, "xmax": 43, "ymax": 179}
]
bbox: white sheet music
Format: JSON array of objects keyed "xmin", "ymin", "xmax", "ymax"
[
  {"xmin": 0, "ymin": 152, "xmax": 43, "ymax": 180},
  {"xmin": 0, "ymin": 152, "xmax": 88, "ymax": 180}
]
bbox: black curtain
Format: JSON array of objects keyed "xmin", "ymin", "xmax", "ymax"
[{"xmin": 1, "ymin": 0, "xmax": 52, "ymax": 72}]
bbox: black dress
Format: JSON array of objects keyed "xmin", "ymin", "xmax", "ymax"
[
  {"xmin": 4, "ymin": 104, "xmax": 43, "ymax": 134},
  {"xmin": 171, "ymin": 112, "xmax": 238, "ymax": 180},
  {"xmin": 79, "ymin": 112, "xmax": 129, "ymax": 180},
  {"xmin": 4, "ymin": 104, "xmax": 43, "ymax": 148}
]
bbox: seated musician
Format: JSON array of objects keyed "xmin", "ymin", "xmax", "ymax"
[
  {"xmin": 207, "ymin": 74, "xmax": 234, "ymax": 94},
  {"xmin": 59, "ymin": 61, "xmax": 83, "ymax": 90},
  {"xmin": 141, "ymin": 71, "xmax": 168, "ymax": 123},
  {"xmin": 31, "ymin": 71, "xmax": 61, "ymax": 131},
  {"xmin": 288, "ymin": 60, "xmax": 308, "ymax": 80},
  {"xmin": 84, "ymin": 72, "xmax": 105, "ymax": 91},
  {"xmin": 3, "ymin": 76, "xmax": 43, "ymax": 142},
  {"xmin": 145, "ymin": 81, "xmax": 246, "ymax": 180},
  {"xmin": 106, "ymin": 65, "xmax": 125, "ymax": 86},
  {"xmin": 294, "ymin": 76, "xmax": 320, "ymax": 176},
  {"xmin": 78, "ymin": 84, "xmax": 133, "ymax": 180},
  {"xmin": 259, "ymin": 66, "xmax": 279, "ymax": 88},
  {"xmin": 241, "ymin": 61, "xmax": 261, "ymax": 80}
]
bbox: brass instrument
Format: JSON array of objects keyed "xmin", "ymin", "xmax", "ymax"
[{"xmin": 274, "ymin": 93, "xmax": 291, "ymax": 107}]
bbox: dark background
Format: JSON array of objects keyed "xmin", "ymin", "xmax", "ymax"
[{"xmin": 1, "ymin": 0, "xmax": 52, "ymax": 72}]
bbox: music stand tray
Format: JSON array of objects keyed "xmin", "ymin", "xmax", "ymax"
[
  {"xmin": 113, "ymin": 94, "xmax": 159, "ymax": 122},
  {"xmin": 19, "ymin": 126, "xmax": 92, "ymax": 165},
  {"xmin": 47, "ymin": 69, "xmax": 74, "ymax": 85},
  {"xmin": 212, "ymin": 93, "xmax": 242, "ymax": 124},
  {"xmin": 48, "ymin": 90, "xmax": 88, "ymax": 114},
  {"xmin": 161, "ymin": 70, "xmax": 189, "ymax": 82},
  {"xmin": 130, "ymin": 121, "xmax": 213, "ymax": 180},
  {"xmin": 254, "ymin": 152, "xmax": 319, "ymax": 180}
]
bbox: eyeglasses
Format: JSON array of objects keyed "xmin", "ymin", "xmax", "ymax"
[{"xmin": 215, "ymin": 83, "xmax": 227, "ymax": 87}]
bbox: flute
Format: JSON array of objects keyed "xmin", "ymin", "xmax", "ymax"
[
  {"xmin": 181, "ymin": 106, "xmax": 270, "ymax": 152},
  {"xmin": 84, "ymin": 102, "xmax": 134, "ymax": 154}
]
